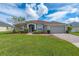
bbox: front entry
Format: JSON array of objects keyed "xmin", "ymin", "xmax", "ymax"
[{"xmin": 29, "ymin": 24, "xmax": 35, "ymax": 32}]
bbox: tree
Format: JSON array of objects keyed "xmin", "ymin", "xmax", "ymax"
[
  {"xmin": 11, "ymin": 16, "xmax": 25, "ymax": 33},
  {"xmin": 12, "ymin": 16, "xmax": 25, "ymax": 24},
  {"xmin": 12, "ymin": 16, "xmax": 18, "ymax": 24},
  {"xmin": 17, "ymin": 16, "xmax": 25, "ymax": 22}
]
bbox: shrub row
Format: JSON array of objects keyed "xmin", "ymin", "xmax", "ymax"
[
  {"xmin": 12, "ymin": 28, "xmax": 51, "ymax": 34},
  {"xmin": 33, "ymin": 30, "xmax": 50, "ymax": 34}
]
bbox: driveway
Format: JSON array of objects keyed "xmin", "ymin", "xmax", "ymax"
[{"xmin": 52, "ymin": 34, "xmax": 79, "ymax": 48}]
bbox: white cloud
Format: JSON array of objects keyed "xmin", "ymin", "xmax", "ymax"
[
  {"xmin": 25, "ymin": 3, "xmax": 79, "ymax": 22},
  {"xmin": 45, "ymin": 4, "xmax": 79, "ymax": 22},
  {"xmin": 37, "ymin": 3, "xmax": 48, "ymax": 17},
  {"xmin": 47, "ymin": 11, "xmax": 68, "ymax": 18},
  {"xmin": 0, "ymin": 3, "xmax": 27, "ymax": 25},
  {"xmin": 29, "ymin": 3, "xmax": 36, "ymax": 8},
  {"xmin": 65, "ymin": 17, "xmax": 79, "ymax": 23},
  {"xmin": 70, "ymin": 8, "xmax": 78, "ymax": 13},
  {"xmin": 1, "ymin": 3, "xmax": 79, "ymax": 24},
  {"xmin": 0, "ymin": 13, "xmax": 15, "ymax": 25},
  {"xmin": 46, "ymin": 11, "xmax": 68, "ymax": 21},
  {"xmin": 0, "ymin": 16, "xmax": 11, "ymax": 25},
  {"xmin": 25, "ymin": 3, "xmax": 48, "ymax": 20},
  {"xmin": 0, "ymin": 3, "xmax": 48, "ymax": 22},
  {"xmin": 25, "ymin": 4, "xmax": 39, "ymax": 20},
  {"xmin": 59, "ymin": 4, "xmax": 79, "ymax": 13},
  {"xmin": 0, "ymin": 4, "xmax": 25, "ymax": 17}
]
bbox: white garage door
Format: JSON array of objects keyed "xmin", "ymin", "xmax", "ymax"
[{"xmin": 50, "ymin": 26, "xmax": 65, "ymax": 33}]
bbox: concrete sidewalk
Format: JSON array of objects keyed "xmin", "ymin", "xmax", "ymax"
[{"xmin": 52, "ymin": 34, "xmax": 79, "ymax": 48}]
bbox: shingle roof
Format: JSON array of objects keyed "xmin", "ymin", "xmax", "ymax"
[
  {"xmin": 15, "ymin": 20, "xmax": 65, "ymax": 26},
  {"xmin": 26, "ymin": 20, "xmax": 49, "ymax": 24}
]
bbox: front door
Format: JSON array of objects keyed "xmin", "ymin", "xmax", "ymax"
[{"xmin": 29, "ymin": 24, "xmax": 35, "ymax": 32}]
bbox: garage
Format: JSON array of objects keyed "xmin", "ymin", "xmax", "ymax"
[{"xmin": 50, "ymin": 26, "xmax": 65, "ymax": 33}]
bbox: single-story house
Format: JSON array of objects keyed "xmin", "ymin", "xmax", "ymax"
[
  {"xmin": 0, "ymin": 21, "xmax": 13, "ymax": 31},
  {"xmin": 15, "ymin": 20, "xmax": 66, "ymax": 33},
  {"xmin": 70, "ymin": 22, "xmax": 79, "ymax": 32}
]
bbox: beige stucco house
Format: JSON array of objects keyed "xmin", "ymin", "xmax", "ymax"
[{"xmin": 15, "ymin": 20, "xmax": 66, "ymax": 33}]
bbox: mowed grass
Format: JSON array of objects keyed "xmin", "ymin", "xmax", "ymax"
[
  {"xmin": 71, "ymin": 32, "xmax": 79, "ymax": 36},
  {"xmin": 0, "ymin": 32, "xmax": 79, "ymax": 56}
]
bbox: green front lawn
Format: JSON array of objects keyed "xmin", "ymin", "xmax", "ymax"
[
  {"xmin": 0, "ymin": 32, "xmax": 79, "ymax": 56},
  {"xmin": 71, "ymin": 32, "xmax": 79, "ymax": 36}
]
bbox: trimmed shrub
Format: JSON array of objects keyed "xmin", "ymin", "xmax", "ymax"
[
  {"xmin": 33, "ymin": 30, "xmax": 42, "ymax": 34},
  {"xmin": 33, "ymin": 30, "xmax": 47, "ymax": 34},
  {"xmin": 24, "ymin": 28, "xmax": 29, "ymax": 33},
  {"xmin": 47, "ymin": 30, "xmax": 50, "ymax": 34},
  {"xmin": 20, "ymin": 28, "xmax": 29, "ymax": 33}
]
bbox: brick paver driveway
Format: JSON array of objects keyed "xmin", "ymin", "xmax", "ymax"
[{"xmin": 53, "ymin": 34, "xmax": 79, "ymax": 48}]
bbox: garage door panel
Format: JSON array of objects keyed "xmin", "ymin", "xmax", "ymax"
[{"xmin": 51, "ymin": 26, "xmax": 65, "ymax": 33}]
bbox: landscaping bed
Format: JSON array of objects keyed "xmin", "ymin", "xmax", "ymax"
[{"xmin": 32, "ymin": 30, "xmax": 50, "ymax": 34}]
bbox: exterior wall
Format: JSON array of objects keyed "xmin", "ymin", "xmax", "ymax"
[
  {"xmin": 43, "ymin": 25, "xmax": 47, "ymax": 31},
  {"xmin": 47, "ymin": 25, "xmax": 51, "ymax": 30},
  {"xmin": 27, "ymin": 23, "xmax": 47, "ymax": 31},
  {"xmin": 26, "ymin": 23, "xmax": 66, "ymax": 33},
  {"xmin": 71, "ymin": 27, "xmax": 79, "ymax": 32},
  {"xmin": 36, "ymin": 24, "xmax": 44, "ymax": 31}
]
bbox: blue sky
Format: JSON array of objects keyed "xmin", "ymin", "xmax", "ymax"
[{"xmin": 0, "ymin": 3, "xmax": 79, "ymax": 24}]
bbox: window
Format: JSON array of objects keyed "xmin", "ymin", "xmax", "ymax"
[{"xmin": 37, "ymin": 24, "xmax": 43, "ymax": 30}]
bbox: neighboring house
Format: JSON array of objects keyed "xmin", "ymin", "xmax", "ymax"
[
  {"xmin": 70, "ymin": 22, "xmax": 79, "ymax": 32},
  {"xmin": 0, "ymin": 21, "xmax": 13, "ymax": 31},
  {"xmin": 15, "ymin": 20, "xmax": 66, "ymax": 33}
]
